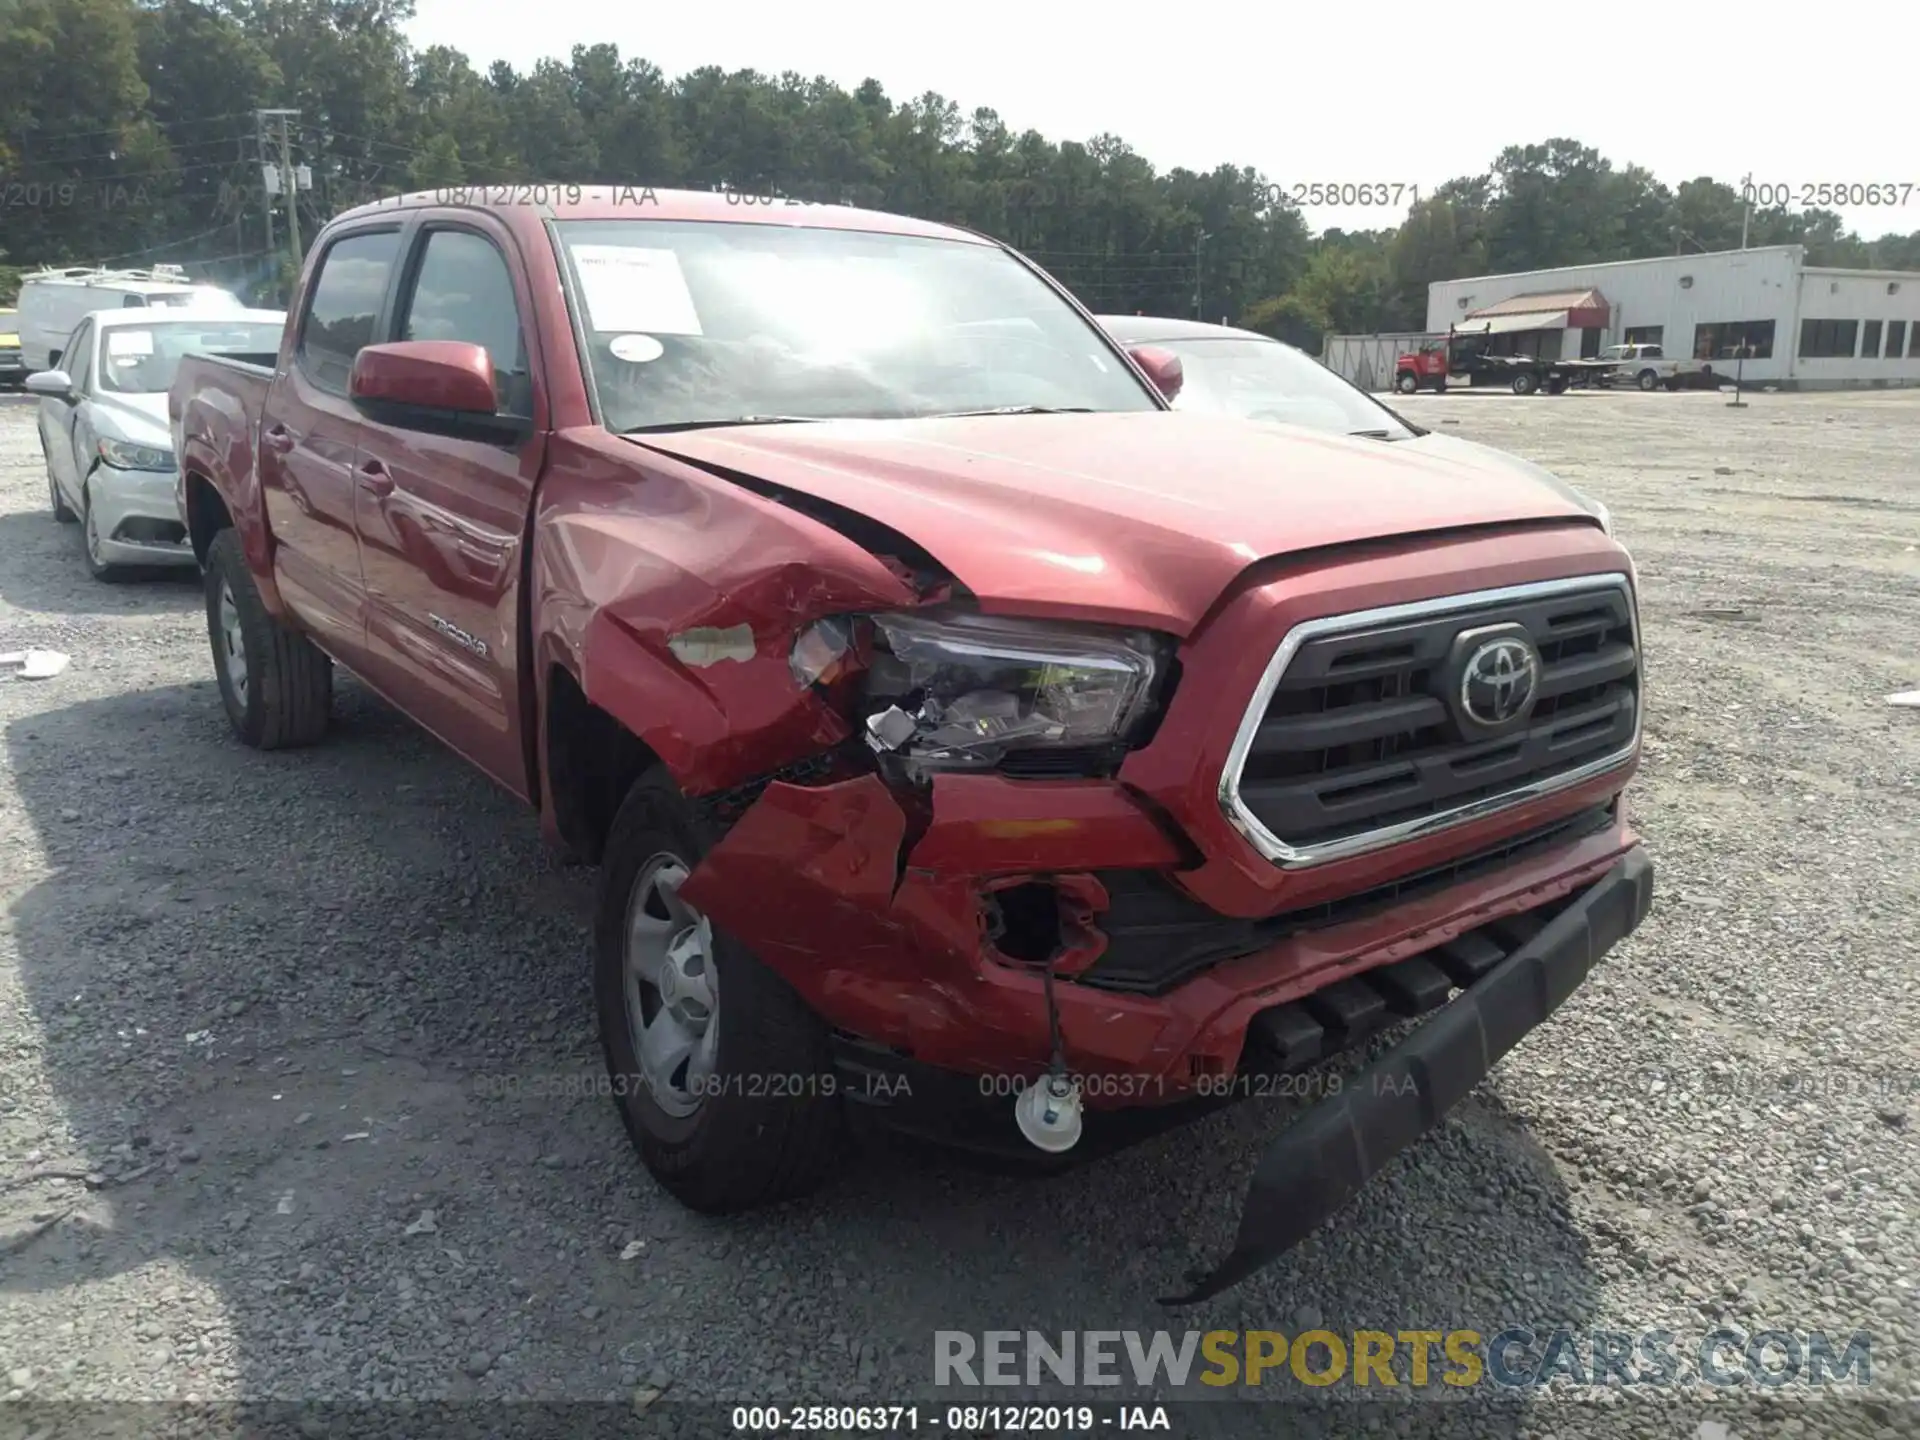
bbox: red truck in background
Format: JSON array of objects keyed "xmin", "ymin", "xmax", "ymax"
[{"xmin": 169, "ymin": 187, "xmax": 1651, "ymax": 1304}]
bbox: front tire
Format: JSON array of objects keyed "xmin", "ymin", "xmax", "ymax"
[
  {"xmin": 80, "ymin": 485, "xmax": 127, "ymax": 582},
  {"xmin": 1395, "ymin": 372, "xmax": 1419, "ymax": 394},
  {"xmin": 204, "ymin": 528, "xmax": 332, "ymax": 749},
  {"xmin": 46, "ymin": 449, "xmax": 76, "ymax": 524},
  {"xmin": 1637, "ymin": 369, "xmax": 1660, "ymax": 391},
  {"xmin": 594, "ymin": 769, "xmax": 843, "ymax": 1214}
]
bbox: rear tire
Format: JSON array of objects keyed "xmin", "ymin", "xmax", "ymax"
[
  {"xmin": 594, "ymin": 769, "xmax": 843, "ymax": 1214},
  {"xmin": 204, "ymin": 528, "xmax": 332, "ymax": 749},
  {"xmin": 1637, "ymin": 369, "xmax": 1660, "ymax": 391},
  {"xmin": 1511, "ymin": 371, "xmax": 1538, "ymax": 396}
]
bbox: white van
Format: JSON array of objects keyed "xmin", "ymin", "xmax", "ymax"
[{"xmin": 16, "ymin": 265, "xmax": 244, "ymax": 372}]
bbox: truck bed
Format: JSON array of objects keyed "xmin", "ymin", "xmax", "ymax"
[{"xmin": 169, "ymin": 351, "xmax": 278, "ymax": 492}]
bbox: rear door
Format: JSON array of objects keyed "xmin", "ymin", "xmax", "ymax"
[
  {"xmin": 351, "ymin": 216, "xmax": 544, "ymax": 795},
  {"xmin": 261, "ymin": 224, "xmax": 405, "ymax": 662}
]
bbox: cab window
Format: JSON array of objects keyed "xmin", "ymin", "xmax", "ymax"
[
  {"xmin": 396, "ymin": 228, "xmax": 532, "ymax": 418},
  {"xmin": 298, "ymin": 229, "xmax": 404, "ymax": 394}
]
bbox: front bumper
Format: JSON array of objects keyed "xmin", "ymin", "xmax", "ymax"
[
  {"xmin": 89, "ymin": 465, "xmax": 195, "ymax": 566},
  {"xmin": 1163, "ymin": 845, "xmax": 1652, "ymax": 1304}
]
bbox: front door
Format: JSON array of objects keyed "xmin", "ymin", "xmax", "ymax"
[
  {"xmin": 261, "ymin": 226, "xmax": 405, "ymax": 661},
  {"xmin": 41, "ymin": 318, "xmax": 95, "ymax": 512},
  {"xmin": 352, "ymin": 219, "xmax": 543, "ymax": 796}
]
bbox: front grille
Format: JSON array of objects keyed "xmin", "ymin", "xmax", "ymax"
[
  {"xmin": 1076, "ymin": 800, "xmax": 1616, "ymax": 995},
  {"xmin": 1225, "ymin": 575, "xmax": 1638, "ymax": 865}
]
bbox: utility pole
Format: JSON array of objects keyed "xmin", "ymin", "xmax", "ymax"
[
  {"xmin": 1193, "ymin": 228, "xmax": 1211, "ymax": 320},
  {"xmin": 256, "ymin": 108, "xmax": 303, "ymax": 302},
  {"xmin": 1739, "ymin": 171, "xmax": 1753, "ymax": 250},
  {"xmin": 255, "ymin": 112, "xmax": 275, "ymax": 263}
]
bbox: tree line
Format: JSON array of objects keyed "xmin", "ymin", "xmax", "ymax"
[{"xmin": 4, "ymin": 0, "xmax": 1917, "ymax": 347}]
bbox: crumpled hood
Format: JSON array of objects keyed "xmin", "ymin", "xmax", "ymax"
[{"xmin": 630, "ymin": 411, "xmax": 1599, "ymax": 634}]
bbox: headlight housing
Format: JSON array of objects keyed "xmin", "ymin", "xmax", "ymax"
[
  {"xmin": 843, "ymin": 610, "xmax": 1167, "ymax": 775},
  {"xmin": 98, "ymin": 437, "xmax": 175, "ymax": 471}
]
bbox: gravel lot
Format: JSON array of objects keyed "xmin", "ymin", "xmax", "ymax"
[{"xmin": 0, "ymin": 387, "xmax": 1915, "ymax": 1437}]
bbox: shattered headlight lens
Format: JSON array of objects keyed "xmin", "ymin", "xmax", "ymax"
[{"xmin": 859, "ymin": 610, "xmax": 1164, "ymax": 772}]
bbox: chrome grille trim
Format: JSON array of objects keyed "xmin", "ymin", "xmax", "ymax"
[{"xmin": 1218, "ymin": 572, "xmax": 1640, "ymax": 869}]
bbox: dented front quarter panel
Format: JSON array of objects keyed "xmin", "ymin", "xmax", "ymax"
[{"xmin": 530, "ymin": 429, "xmax": 919, "ymax": 794}]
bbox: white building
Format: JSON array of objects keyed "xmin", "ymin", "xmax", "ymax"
[{"xmin": 1421, "ymin": 244, "xmax": 1920, "ymax": 389}]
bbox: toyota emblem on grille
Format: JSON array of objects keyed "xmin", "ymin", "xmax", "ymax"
[{"xmin": 1459, "ymin": 635, "xmax": 1540, "ymax": 726}]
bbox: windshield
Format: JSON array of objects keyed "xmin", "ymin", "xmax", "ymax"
[
  {"xmin": 553, "ymin": 220, "xmax": 1159, "ymax": 431},
  {"xmin": 97, "ymin": 321, "xmax": 283, "ymax": 395},
  {"xmin": 1151, "ymin": 336, "xmax": 1415, "ymax": 438}
]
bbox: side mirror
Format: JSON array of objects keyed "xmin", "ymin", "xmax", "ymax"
[
  {"xmin": 1128, "ymin": 344, "xmax": 1184, "ymax": 403},
  {"xmin": 350, "ymin": 340, "xmax": 498, "ymax": 415},
  {"xmin": 25, "ymin": 369, "xmax": 75, "ymax": 401}
]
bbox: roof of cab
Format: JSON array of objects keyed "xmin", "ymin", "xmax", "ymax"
[{"xmin": 329, "ymin": 184, "xmax": 992, "ymax": 245}]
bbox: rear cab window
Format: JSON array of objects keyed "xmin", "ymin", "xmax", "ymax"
[{"xmin": 297, "ymin": 230, "xmax": 404, "ymax": 393}]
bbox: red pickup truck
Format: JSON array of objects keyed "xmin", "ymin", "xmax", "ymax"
[{"xmin": 169, "ymin": 187, "xmax": 1651, "ymax": 1303}]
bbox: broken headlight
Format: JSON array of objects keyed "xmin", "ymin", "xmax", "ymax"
[{"xmin": 859, "ymin": 610, "xmax": 1165, "ymax": 773}]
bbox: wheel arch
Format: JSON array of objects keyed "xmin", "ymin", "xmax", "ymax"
[
  {"xmin": 543, "ymin": 661, "xmax": 664, "ymax": 865},
  {"xmin": 182, "ymin": 469, "xmax": 233, "ymax": 565}
]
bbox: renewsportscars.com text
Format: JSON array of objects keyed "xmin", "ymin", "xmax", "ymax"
[{"xmin": 934, "ymin": 1329, "xmax": 1873, "ymax": 1390}]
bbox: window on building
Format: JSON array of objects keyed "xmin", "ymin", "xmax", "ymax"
[
  {"xmin": 1889, "ymin": 321, "xmax": 1908, "ymax": 360},
  {"xmin": 1862, "ymin": 320, "xmax": 1883, "ymax": 358},
  {"xmin": 1798, "ymin": 319, "xmax": 1859, "ymax": 359},
  {"xmin": 1693, "ymin": 320, "xmax": 1776, "ymax": 360},
  {"xmin": 1911, "ymin": 322, "xmax": 1920, "ymax": 358},
  {"xmin": 1623, "ymin": 325, "xmax": 1663, "ymax": 347}
]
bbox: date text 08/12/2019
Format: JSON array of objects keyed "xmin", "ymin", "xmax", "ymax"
[
  {"xmin": 729, "ymin": 1405, "xmax": 1171, "ymax": 1433},
  {"xmin": 471, "ymin": 1066, "xmax": 1404, "ymax": 1105}
]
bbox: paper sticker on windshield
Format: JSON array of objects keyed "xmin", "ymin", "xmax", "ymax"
[
  {"xmin": 571, "ymin": 246, "xmax": 703, "ymax": 335},
  {"xmin": 107, "ymin": 330, "xmax": 155, "ymax": 356},
  {"xmin": 609, "ymin": 333, "xmax": 665, "ymax": 364}
]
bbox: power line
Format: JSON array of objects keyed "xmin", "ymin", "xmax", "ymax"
[
  {"xmin": 0, "ymin": 154, "xmax": 248, "ymax": 185},
  {"xmin": 14, "ymin": 128, "xmax": 259, "ymax": 169},
  {"xmin": 90, "ymin": 222, "xmax": 240, "ymax": 265},
  {"xmin": 4, "ymin": 110, "xmax": 258, "ymax": 147}
]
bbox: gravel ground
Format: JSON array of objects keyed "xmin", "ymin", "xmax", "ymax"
[{"xmin": 0, "ymin": 387, "xmax": 1914, "ymax": 1438}]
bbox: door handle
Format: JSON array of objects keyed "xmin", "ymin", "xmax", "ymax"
[
  {"xmin": 358, "ymin": 459, "xmax": 395, "ymax": 497},
  {"xmin": 262, "ymin": 425, "xmax": 296, "ymax": 454}
]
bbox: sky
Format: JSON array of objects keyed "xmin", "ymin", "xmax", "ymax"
[{"xmin": 406, "ymin": 2, "xmax": 1920, "ymax": 244}]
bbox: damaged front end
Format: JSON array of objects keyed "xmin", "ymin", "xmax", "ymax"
[{"xmin": 581, "ymin": 497, "xmax": 1651, "ymax": 1307}]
